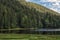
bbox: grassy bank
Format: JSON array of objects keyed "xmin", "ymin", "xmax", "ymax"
[{"xmin": 0, "ymin": 34, "xmax": 60, "ymax": 40}]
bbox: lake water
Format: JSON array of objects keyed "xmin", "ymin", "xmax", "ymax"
[{"xmin": 35, "ymin": 28, "xmax": 60, "ymax": 31}]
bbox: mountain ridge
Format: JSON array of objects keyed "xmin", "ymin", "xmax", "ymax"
[{"xmin": 18, "ymin": 0, "xmax": 60, "ymax": 15}]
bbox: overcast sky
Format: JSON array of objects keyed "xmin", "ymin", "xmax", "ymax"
[{"xmin": 25, "ymin": 0, "xmax": 60, "ymax": 13}]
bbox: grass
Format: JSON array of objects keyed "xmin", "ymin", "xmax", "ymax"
[{"xmin": 0, "ymin": 34, "xmax": 60, "ymax": 40}]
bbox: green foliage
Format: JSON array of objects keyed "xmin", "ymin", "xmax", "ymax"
[{"xmin": 0, "ymin": 0, "xmax": 60, "ymax": 29}]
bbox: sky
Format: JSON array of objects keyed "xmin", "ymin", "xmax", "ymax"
[{"xmin": 25, "ymin": 0, "xmax": 60, "ymax": 13}]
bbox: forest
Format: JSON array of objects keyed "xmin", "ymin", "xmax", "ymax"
[{"xmin": 0, "ymin": 0, "xmax": 60, "ymax": 30}]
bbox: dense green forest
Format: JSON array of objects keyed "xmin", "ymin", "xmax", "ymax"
[{"xmin": 0, "ymin": 0, "xmax": 60, "ymax": 29}]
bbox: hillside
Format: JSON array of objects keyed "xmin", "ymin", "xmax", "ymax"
[
  {"xmin": 0, "ymin": 0, "xmax": 60, "ymax": 29},
  {"xmin": 18, "ymin": 0, "xmax": 60, "ymax": 15}
]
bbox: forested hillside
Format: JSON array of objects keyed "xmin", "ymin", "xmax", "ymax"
[{"xmin": 0, "ymin": 0, "xmax": 60, "ymax": 29}]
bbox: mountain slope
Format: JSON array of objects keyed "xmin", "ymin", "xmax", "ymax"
[
  {"xmin": 0, "ymin": 0, "xmax": 60, "ymax": 29},
  {"xmin": 18, "ymin": 0, "xmax": 60, "ymax": 15}
]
